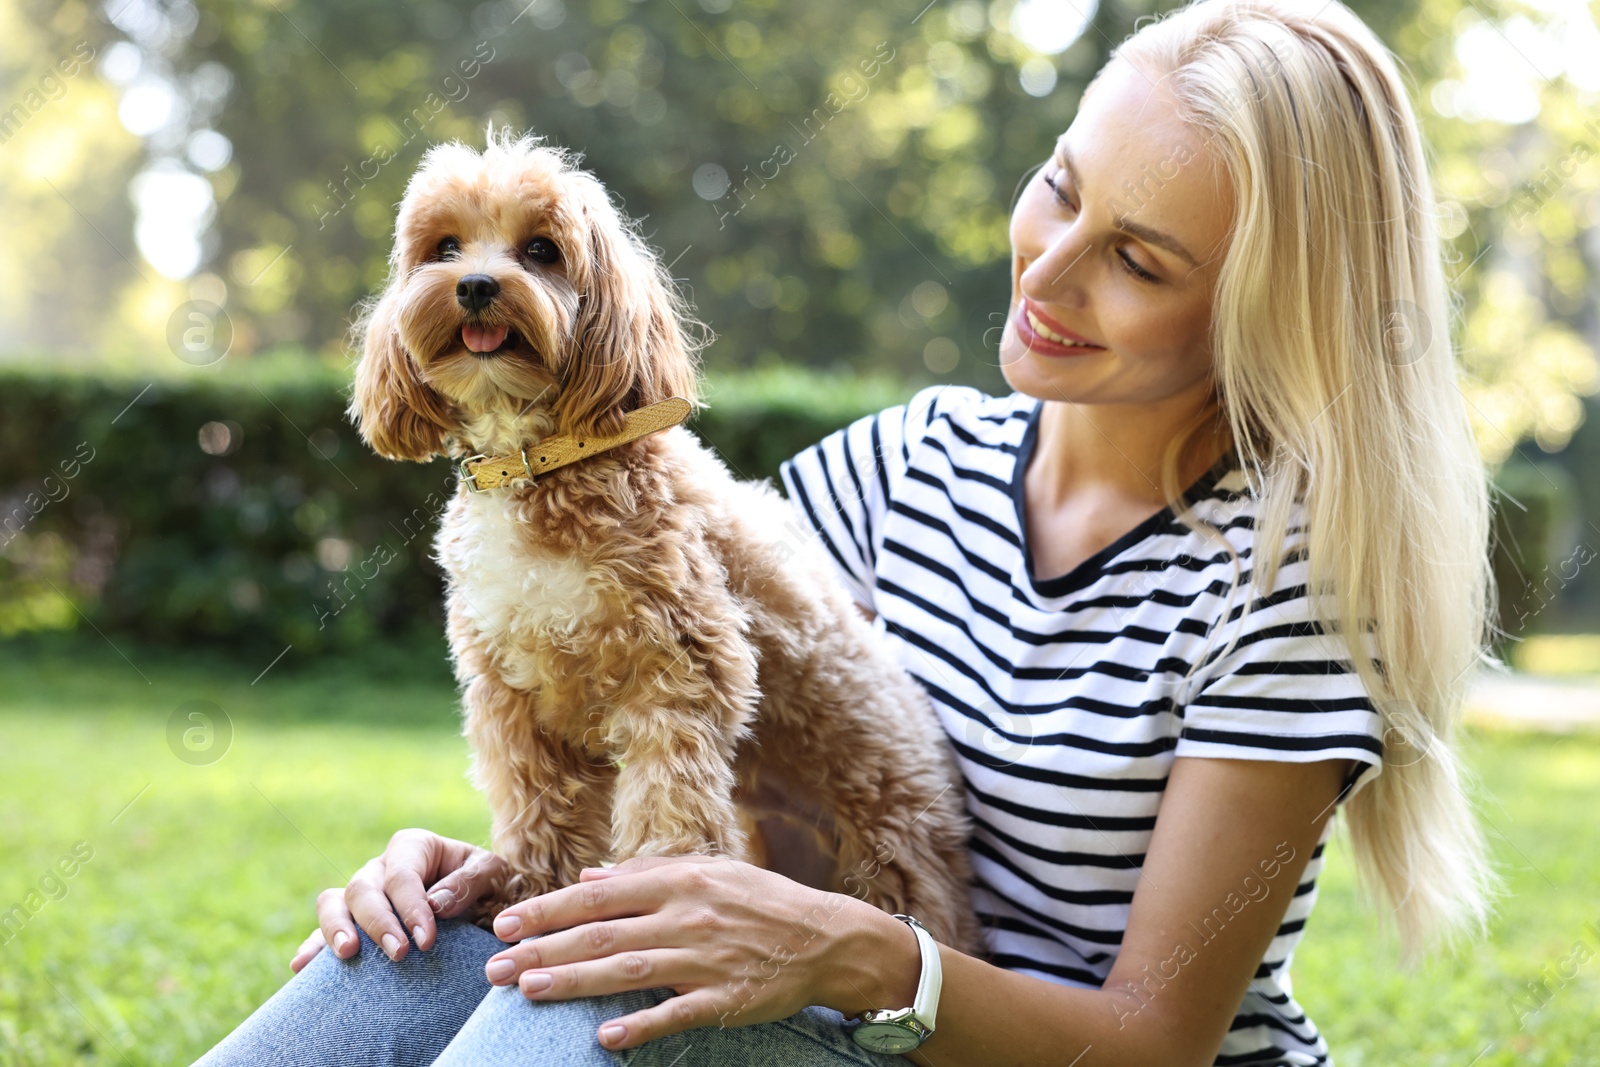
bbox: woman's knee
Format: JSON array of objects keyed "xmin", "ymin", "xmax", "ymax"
[
  {"xmin": 432, "ymin": 982, "xmax": 676, "ymax": 1066},
  {"xmin": 191, "ymin": 918, "xmax": 505, "ymax": 1066},
  {"xmin": 311, "ymin": 917, "xmax": 504, "ymax": 997}
]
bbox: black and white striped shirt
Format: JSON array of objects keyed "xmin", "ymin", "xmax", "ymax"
[{"xmin": 779, "ymin": 386, "xmax": 1384, "ymax": 1066}]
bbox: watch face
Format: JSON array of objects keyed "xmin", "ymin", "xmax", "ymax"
[{"xmin": 851, "ymin": 1021, "xmax": 922, "ymax": 1054}]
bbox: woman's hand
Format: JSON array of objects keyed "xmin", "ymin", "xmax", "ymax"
[
  {"xmin": 481, "ymin": 854, "xmax": 897, "ymax": 1053},
  {"xmin": 288, "ymin": 828, "xmax": 510, "ymax": 972}
]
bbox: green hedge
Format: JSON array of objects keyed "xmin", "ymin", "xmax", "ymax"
[
  {"xmin": 0, "ymin": 356, "xmax": 1566, "ymax": 659},
  {"xmin": 0, "ymin": 359, "xmax": 910, "ymax": 658},
  {"xmin": 1489, "ymin": 458, "xmax": 1579, "ymax": 647}
]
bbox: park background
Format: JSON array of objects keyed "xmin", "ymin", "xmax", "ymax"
[{"xmin": 2, "ymin": 0, "xmax": 1599, "ymax": 1061}]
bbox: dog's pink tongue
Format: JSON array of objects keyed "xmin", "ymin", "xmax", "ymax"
[{"xmin": 462, "ymin": 324, "xmax": 509, "ymax": 353}]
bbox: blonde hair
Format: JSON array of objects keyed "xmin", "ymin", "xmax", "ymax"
[{"xmin": 1113, "ymin": 0, "xmax": 1498, "ymax": 959}]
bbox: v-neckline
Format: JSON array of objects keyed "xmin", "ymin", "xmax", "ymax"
[{"xmin": 1009, "ymin": 399, "xmax": 1237, "ymax": 600}]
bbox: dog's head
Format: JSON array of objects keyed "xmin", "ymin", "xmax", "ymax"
[{"xmin": 348, "ymin": 127, "xmax": 706, "ymax": 461}]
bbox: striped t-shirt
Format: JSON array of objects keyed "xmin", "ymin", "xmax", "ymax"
[{"xmin": 778, "ymin": 386, "xmax": 1385, "ymax": 1067}]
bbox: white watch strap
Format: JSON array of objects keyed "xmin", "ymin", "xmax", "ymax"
[{"xmin": 897, "ymin": 914, "xmax": 942, "ymax": 1032}]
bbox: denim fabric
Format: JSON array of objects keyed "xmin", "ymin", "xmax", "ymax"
[
  {"xmin": 192, "ymin": 918, "xmax": 904, "ymax": 1066},
  {"xmin": 191, "ymin": 919, "xmax": 504, "ymax": 1067}
]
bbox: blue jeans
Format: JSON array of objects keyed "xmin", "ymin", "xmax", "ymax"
[{"xmin": 192, "ymin": 919, "xmax": 906, "ymax": 1065}]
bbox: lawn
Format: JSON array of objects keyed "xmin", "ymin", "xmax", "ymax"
[{"xmin": 0, "ymin": 635, "xmax": 1596, "ymax": 1065}]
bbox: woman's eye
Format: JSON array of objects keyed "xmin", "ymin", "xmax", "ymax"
[
  {"xmin": 1042, "ymin": 170, "xmax": 1160, "ymax": 284},
  {"xmin": 523, "ymin": 237, "xmax": 560, "ymax": 264},
  {"xmin": 1042, "ymin": 170, "xmax": 1075, "ymax": 211},
  {"xmin": 436, "ymin": 237, "xmax": 461, "ymax": 259},
  {"xmin": 1118, "ymin": 249, "xmax": 1160, "ymax": 283}
]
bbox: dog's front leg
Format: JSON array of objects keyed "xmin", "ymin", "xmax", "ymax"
[
  {"xmin": 462, "ymin": 672, "xmax": 618, "ymax": 921},
  {"xmin": 606, "ymin": 712, "xmax": 755, "ymax": 864}
]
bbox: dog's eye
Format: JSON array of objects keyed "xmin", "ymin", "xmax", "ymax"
[
  {"xmin": 436, "ymin": 237, "xmax": 461, "ymax": 259},
  {"xmin": 523, "ymin": 237, "xmax": 560, "ymax": 265}
]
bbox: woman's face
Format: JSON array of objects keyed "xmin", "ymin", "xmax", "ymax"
[{"xmin": 1000, "ymin": 59, "xmax": 1234, "ymax": 408}]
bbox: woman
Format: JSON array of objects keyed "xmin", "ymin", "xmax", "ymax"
[{"xmin": 195, "ymin": 0, "xmax": 1496, "ymax": 1063}]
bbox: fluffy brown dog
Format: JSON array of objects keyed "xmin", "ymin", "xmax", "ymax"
[{"xmin": 347, "ymin": 128, "xmax": 983, "ymax": 955}]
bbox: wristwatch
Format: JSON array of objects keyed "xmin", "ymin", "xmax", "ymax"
[{"xmin": 848, "ymin": 914, "xmax": 942, "ymax": 1055}]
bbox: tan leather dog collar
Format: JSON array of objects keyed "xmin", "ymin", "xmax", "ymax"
[{"xmin": 456, "ymin": 397, "xmax": 693, "ymax": 493}]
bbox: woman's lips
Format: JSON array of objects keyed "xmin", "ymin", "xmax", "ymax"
[{"xmin": 1015, "ymin": 298, "xmax": 1106, "ymax": 357}]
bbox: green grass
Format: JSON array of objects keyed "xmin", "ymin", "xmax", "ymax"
[
  {"xmin": 1293, "ymin": 726, "xmax": 1600, "ymax": 1066},
  {"xmin": 1, "ymin": 636, "xmax": 1597, "ymax": 1065},
  {"xmin": 0, "ymin": 634, "xmax": 486, "ymax": 1066}
]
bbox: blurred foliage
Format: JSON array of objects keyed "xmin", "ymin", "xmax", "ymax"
[
  {"xmin": 1490, "ymin": 458, "xmax": 1579, "ymax": 647},
  {"xmin": 1402, "ymin": 0, "xmax": 1600, "ymax": 464},
  {"xmin": 0, "ymin": 0, "xmax": 1596, "ymax": 460},
  {"xmin": 0, "ymin": 1, "xmax": 141, "ymax": 352},
  {"xmin": 0, "ymin": 361, "xmax": 906, "ymax": 656}
]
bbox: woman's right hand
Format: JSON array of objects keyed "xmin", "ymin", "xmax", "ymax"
[{"xmin": 289, "ymin": 828, "xmax": 509, "ymax": 972}]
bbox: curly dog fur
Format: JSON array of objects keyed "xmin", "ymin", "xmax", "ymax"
[{"xmin": 347, "ymin": 128, "xmax": 983, "ymax": 956}]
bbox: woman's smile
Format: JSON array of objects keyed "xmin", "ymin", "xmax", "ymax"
[{"xmin": 1015, "ymin": 296, "xmax": 1107, "ymax": 357}]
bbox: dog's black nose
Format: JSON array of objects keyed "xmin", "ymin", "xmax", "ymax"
[{"xmin": 456, "ymin": 274, "xmax": 500, "ymax": 312}]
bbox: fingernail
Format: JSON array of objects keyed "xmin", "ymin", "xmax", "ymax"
[
  {"xmin": 333, "ymin": 931, "xmax": 351, "ymax": 954},
  {"xmin": 523, "ymin": 971, "xmax": 552, "ymax": 993},
  {"xmin": 412, "ymin": 925, "xmax": 427, "ymax": 948},
  {"xmin": 493, "ymin": 914, "xmax": 522, "ymax": 938},
  {"xmin": 600, "ymin": 1024, "xmax": 625, "ymax": 1046},
  {"xmin": 429, "ymin": 890, "xmax": 455, "ymax": 912},
  {"xmin": 381, "ymin": 933, "xmax": 401, "ymax": 959},
  {"xmin": 486, "ymin": 958, "xmax": 515, "ymax": 982}
]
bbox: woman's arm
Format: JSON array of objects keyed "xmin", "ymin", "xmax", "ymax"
[
  {"xmin": 830, "ymin": 756, "xmax": 1354, "ymax": 1067},
  {"xmin": 477, "ymin": 756, "xmax": 1351, "ymax": 1061}
]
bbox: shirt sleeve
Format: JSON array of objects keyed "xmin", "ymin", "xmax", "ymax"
[
  {"xmin": 1176, "ymin": 532, "xmax": 1386, "ymax": 805},
  {"xmin": 777, "ymin": 385, "xmax": 975, "ymax": 615}
]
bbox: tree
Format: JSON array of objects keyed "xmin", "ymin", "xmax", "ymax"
[{"xmin": 5, "ymin": 0, "xmax": 1597, "ymax": 464}]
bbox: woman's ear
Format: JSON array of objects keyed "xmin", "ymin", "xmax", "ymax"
[
  {"xmin": 557, "ymin": 178, "xmax": 700, "ymax": 440},
  {"xmin": 347, "ymin": 289, "xmax": 455, "ymax": 462}
]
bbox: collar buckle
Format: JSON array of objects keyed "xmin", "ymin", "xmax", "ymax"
[
  {"xmin": 457, "ymin": 454, "xmax": 489, "ymax": 493},
  {"xmin": 458, "ymin": 450, "xmax": 538, "ymax": 493}
]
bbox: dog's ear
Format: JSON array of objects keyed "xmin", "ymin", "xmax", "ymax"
[
  {"xmin": 348, "ymin": 290, "xmax": 455, "ymax": 462},
  {"xmin": 557, "ymin": 177, "xmax": 701, "ymax": 439}
]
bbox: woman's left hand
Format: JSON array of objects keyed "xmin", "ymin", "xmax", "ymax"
[{"xmin": 482, "ymin": 854, "xmax": 877, "ymax": 1052}]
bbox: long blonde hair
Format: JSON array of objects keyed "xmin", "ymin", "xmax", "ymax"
[{"xmin": 1114, "ymin": 0, "xmax": 1498, "ymax": 959}]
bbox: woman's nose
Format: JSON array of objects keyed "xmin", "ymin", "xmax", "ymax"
[{"xmin": 1020, "ymin": 227, "xmax": 1093, "ymax": 306}]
